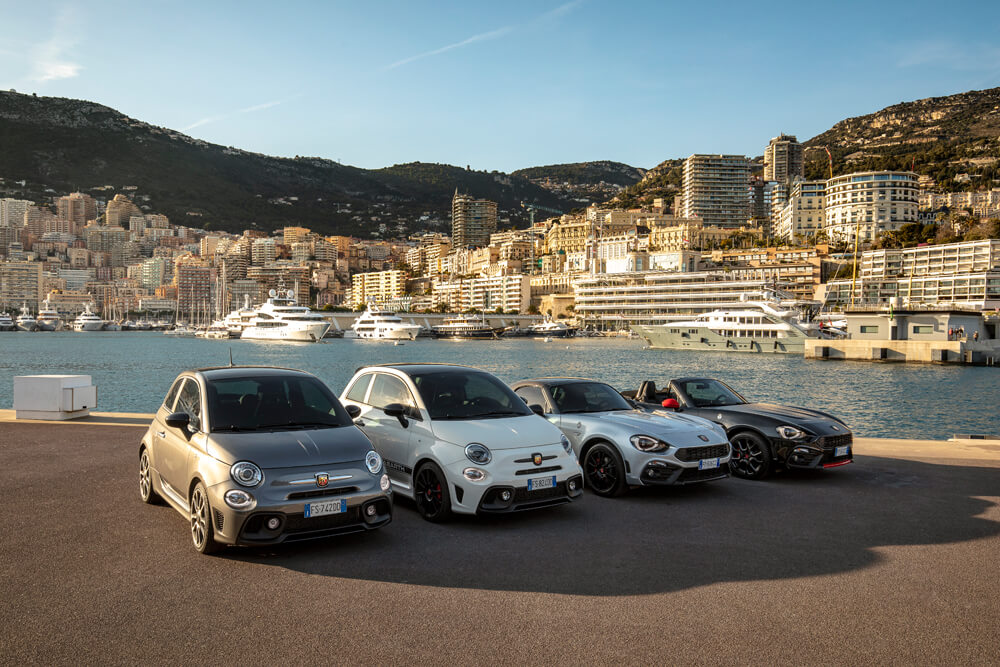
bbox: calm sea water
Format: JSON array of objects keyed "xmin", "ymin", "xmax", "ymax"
[{"xmin": 0, "ymin": 332, "xmax": 996, "ymax": 440}]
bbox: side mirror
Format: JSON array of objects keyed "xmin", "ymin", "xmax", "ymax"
[
  {"xmin": 661, "ymin": 398, "xmax": 680, "ymax": 410},
  {"xmin": 165, "ymin": 411, "xmax": 190, "ymax": 430},
  {"xmin": 382, "ymin": 403, "xmax": 409, "ymax": 427},
  {"xmin": 345, "ymin": 404, "xmax": 361, "ymax": 419},
  {"xmin": 528, "ymin": 404, "xmax": 545, "ymax": 416}
]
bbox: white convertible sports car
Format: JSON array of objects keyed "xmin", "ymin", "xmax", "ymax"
[
  {"xmin": 511, "ymin": 378, "xmax": 732, "ymax": 497},
  {"xmin": 340, "ymin": 364, "xmax": 584, "ymax": 521}
]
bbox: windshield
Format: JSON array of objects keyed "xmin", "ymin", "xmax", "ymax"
[
  {"xmin": 550, "ymin": 382, "xmax": 632, "ymax": 413},
  {"xmin": 679, "ymin": 379, "xmax": 746, "ymax": 408},
  {"xmin": 207, "ymin": 375, "xmax": 353, "ymax": 431},
  {"xmin": 411, "ymin": 371, "xmax": 532, "ymax": 420}
]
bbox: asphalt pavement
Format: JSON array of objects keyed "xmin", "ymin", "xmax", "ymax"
[{"xmin": 1, "ymin": 421, "xmax": 999, "ymax": 665}]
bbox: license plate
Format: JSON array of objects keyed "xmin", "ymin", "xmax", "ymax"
[
  {"xmin": 835, "ymin": 445, "xmax": 850, "ymax": 457},
  {"xmin": 527, "ymin": 475, "xmax": 556, "ymax": 491},
  {"xmin": 304, "ymin": 499, "xmax": 346, "ymax": 518},
  {"xmin": 698, "ymin": 458, "xmax": 719, "ymax": 470}
]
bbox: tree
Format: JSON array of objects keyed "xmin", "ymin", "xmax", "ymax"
[{"xmin": 526, "ymin": 303, "xmax": 539, "ymax": 315}]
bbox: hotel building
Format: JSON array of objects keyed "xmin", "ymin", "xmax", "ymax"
[{"xmin": 823, "ymin": 171, "xmax": 919, "ymax": 243}]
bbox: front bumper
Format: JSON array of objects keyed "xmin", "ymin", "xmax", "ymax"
[
  {"xmin": 628, "ymin": 442, "xmax": 732, "ymax": 486},
  {"xmin": 475, "ymin": 474, "xmax": 584, "ymax": 513},
  {"xmin": 775, "ymin": 434, "xmax": 853, "ymax": 470}
]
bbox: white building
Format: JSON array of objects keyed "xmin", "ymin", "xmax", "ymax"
[
  {"xmin": 774, "ymin": 180, "xmax": 825, "ymax": 242},
  {"xmin": 679, "ymin": 154, "xmax": 751, "ymax": 228},
  {"xmin": 824, "ymin": 171, "xmax": 918, "ymax": 243}
]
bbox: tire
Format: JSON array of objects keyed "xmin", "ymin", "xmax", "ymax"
[
  {"xmin": 728, "ymin": 431, "xmax": 773, "ymax": 480},
  {"xmin": 189, "ymin": 482, "xmax": 221, "ymax": 554},
  {"xmin": 413, "ymin": 462, "xmax": 453, "ymax": 522},
  {"xmin": 139, "ymin": 447, "xmax": 162, "ymax": 505},
  {"xmin": 583, "ymin": 443, "xmax": 627, "ymax": 497}
]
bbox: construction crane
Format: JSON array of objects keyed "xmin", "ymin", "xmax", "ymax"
[{"xmin": 520, "ymin": 202, "xmax": 564, "ymax": 274}]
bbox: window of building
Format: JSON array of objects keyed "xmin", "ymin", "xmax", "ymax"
[
  {"xmin": 860, "ymin": 325, "xmax": 879, "ymax": 334},
  {"xmin": 913, "ymin": 325, "xmax": 933, "ymax": 334}
]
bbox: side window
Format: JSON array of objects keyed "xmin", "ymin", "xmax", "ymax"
[
  {"xmin": 369, "ymin": 374, "xmax": 416, "ymax": 413},
  {"xmin": 164, "ymin": 378, "xmax": 184, "ymax": 411},
  {"xmin": 175, "ymin": 379, "xmax": 202, "ymax": 431},
  {"xmin": 345, "ymin": 373, "xmax": 374, "ymax": 404},
  {"xmin": 514, "ymin": 386, "xmax": 546, "ymax": 412}
]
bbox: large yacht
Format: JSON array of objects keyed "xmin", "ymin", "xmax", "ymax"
[
  {"xmin": 36, "ymin": 298, "xmax": 63, "ymax": 331},
  {"xmin": 72, "ymin": 303, "xmax": 105, "ymax": 332},
  {"xmin": 240, "ymin": 289, "xmax": 331, "ymax": 343},
  {"xmin": 0, "ymin": 311, "xmax": 14, "ymax": 331},
  {"xmin": 223, "ymin": 294, "xmax": 259, "ymax": 336},
  {"xmin": 15, "ymin": 304, "xmax": 38, "ymax": 332},
  {"xmin": 345, "ymin": 305, "xmax": 422, "ymax": 340},
  {"xmin": 527, "ymin": 318, "xmax": 577, "ymax": 338},
  {"xmin": 432, "ymin": 315, "xmax": 500, "ymax": 339}
]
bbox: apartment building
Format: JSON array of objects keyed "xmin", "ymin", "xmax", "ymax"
[
  {"xmin": 0, "ymin": 198, "xmax": 31, "ymax": 228},
  {"xmin": 763, "ymin": 134, "xmax": 804, "ymax": 183},
  {"xmin": 824, "ymin": 171, "xmax": 919, "ymax": 243},
  {"xmin": 773, "ymin": 180, "xmax": 825, "ymax": 242},
  {"xmin": 679, "ymin": 154, "xmax": 751, "ymax": 228},
  {"xmin": 452, "ymin": 191, "xmax": 497, "ymax": 248},
  {"xmin": 350, "ymin": 269, "xmax": 406, "ymax": 306},
  {"xmin": 0, "ymin": 260, "xmax": 43, "ymax": 309}
]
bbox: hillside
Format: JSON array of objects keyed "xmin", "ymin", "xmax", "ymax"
[
  {"xmin": 0, "ymin": 91, "xmax": 593, "ymax": 236},
  {"xmin": 511, "ymin": 161, "xmax": 645, "ymax": 203}
]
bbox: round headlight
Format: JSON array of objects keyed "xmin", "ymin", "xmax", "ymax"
[
  {"xmin": 630, "ymin": 435, "xmax": 668, "ymax": 452},
  {"xmin": 230, "ymin": 461, "xmax": 263, "ymax": 487},
  {"xmin": 465, "ymin": 443, "xmax": 492, "ymax": 464},
  {"xmin": 379, "ymin": 473, "xmax": 391, "ymax": 491},
  {"xmin": 366, "ymin": 450, "xmax": 383, "ymax": 474},
  {"xmin": 224, "ymin": 489, "xmax": 254, "ymax": 509},
  {"xmin": 776, "ymin": 425, "xmax": 807, "ymax": 440},
  {"xmin": 560, "ymin": 435, "xmax": 573, "ymax": 454}
]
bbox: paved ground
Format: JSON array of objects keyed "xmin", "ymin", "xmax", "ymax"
[{"xmin": 1, "ymin": 421, "xmax": 999, "ymax": 665}]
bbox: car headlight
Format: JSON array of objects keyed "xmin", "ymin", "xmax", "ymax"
[
  {"xmin": 463, "ymin": 467, "xmax": 487, "ymax": 481},
  {"xmin": 224, "ymin": 489, "xmax": 254, "ymax": 509},
  {"xmin": 776, "ymin": 425, "xmax": 807, "ymax": 440},
  {"xmin": 630, "ymin": 435, "xmax": 668, "ymax": 452},
  {"xmin": 560, "ymin": 435, "xmax": 573, "ymax": 454},
  {"xmin": 230, "ymin": 461, "xmax": 263, "ymax": 487},
  {"xmin": 379, "ymin": 473, "xmax": 391, "ymax": 491},
  {"xmin": 366, "ymin": 450, "xmax": 383, "ymax": 474},
  {"xmin": 465, "ymin": 443, "xmax": 492, "ymax": 464}
]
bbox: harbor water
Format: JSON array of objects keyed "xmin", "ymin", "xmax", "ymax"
[{"xmin": 0, "ymin": 332, "xmax": 996, "ymax": 440}]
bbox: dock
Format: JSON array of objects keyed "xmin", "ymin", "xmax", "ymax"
[{"xmin": 805, "ymin": 338, "xmax": 1000, "ymax": 364}]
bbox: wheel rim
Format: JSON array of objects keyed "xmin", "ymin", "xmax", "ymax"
[
  {"xmin": 414, "ymin": 468, "xmax": 443, "ymax": 516},
  {"xmin": 730, "ymin": 436, "xmax": 765, "ymax": 476},
  {"xmin": 585, "ymin": 448, "xmax": 618, "ymax": 493},
  {"xmin": 139, "ymin": 451, "xmax": 151, "ymax": 500},
  {"xmin": 190, "ymin": 487, "xmax": 209, "ymax": 549}
]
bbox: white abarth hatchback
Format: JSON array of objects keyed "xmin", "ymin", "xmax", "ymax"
[{"xmin": 340, "ymin": 364, "xmax": 584, "ymax": 522}]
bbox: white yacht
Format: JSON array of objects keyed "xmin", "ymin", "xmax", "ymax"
[
  {"xmin": 15, "ymin": 304, "xmax": 38, "ymax": 332},
  {"xmin": 36, "ymin": 298, "xmax": 63, "ymax": 331},
  {"xmin": 432, "ymin": 314, "xmax": 499, "ymax": 339},
  {"xmin": 72, "ymin": 304, "xmax": 105, "ymax": 332},
  {"xmin": 223, "ymin": 294, "xmax": 259, "ymax": 336},
  {"xmin": 345, "ymin": 305, "xmax": 422, "ymax": 340},
  {"xmin": 527, "ymin": 318, "xmax": 577, "ymax": 338},
  {"xmin": 0, "ymin": 311, "xmax": 15, "ymax": 331},
  {"xmin": 240, "ymin": 289, "xmax": 330, "ymax": 343}
]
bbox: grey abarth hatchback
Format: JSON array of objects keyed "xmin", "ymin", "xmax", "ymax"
[{"xmin": 139, "ymin": 367, "xmax": 392, "ymax": 554}]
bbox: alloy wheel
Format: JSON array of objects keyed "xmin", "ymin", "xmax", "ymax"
[
  {"xmin": 190, "ymin": 487, "xmax": 209, "ymax": 550},
  {"xmin": 139, "ymin": 451, "xmax": 152, "ymax": 501},
  {"xmin": 730, "ymin": 435, "xmax": 766, "ymax": 477},
  {"xmin": 585, "ymin": 448, "xmax": 619, "ymax": 494},
  {"xmin": 414, "ymin": 467, "xmax": 443, "ymax": 517}
]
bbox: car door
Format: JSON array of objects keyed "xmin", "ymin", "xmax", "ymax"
[
  {"xmin": 360, "ymin": 373, "xmax": 417, "ymax": 489},
  {"xmin": 159, "ymin": 377, "xmax": 203, "ymax": 502},
  {"xmin": 543, "ymin": 384, "xmax": 589, "ymax": 447}
]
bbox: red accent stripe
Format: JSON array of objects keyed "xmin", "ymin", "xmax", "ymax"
[{"xmin": 822, "ymin": 459, "xmax": 852, "ymax": 469}]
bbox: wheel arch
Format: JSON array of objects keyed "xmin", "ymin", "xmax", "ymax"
[
  {"xmin": 727, "ymin": 427, "xmax": 774, "ymax": 454},
  {"xmin": 580, "ymin": 436, "xmax": 617, "ymax": 463}
]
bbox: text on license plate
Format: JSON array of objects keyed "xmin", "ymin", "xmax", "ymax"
[
  {"xmin": 304, "ymin": 499, "xmax": 346, "ymax": 518},
  {"xmin": 835, "ymin": 445, "xmax": 850, "ymax": 457},
  {"xmin": 698, "ymin": 458, "xmax": 719, "ymax": 470},
  {"xmin": 527, "ymin": 475, "xmax": 556, "ymax": 491}
]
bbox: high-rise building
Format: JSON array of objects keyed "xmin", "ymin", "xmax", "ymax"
[
  {"xmin": 104, "ymin": 194, "xmax": 142, "ymax": 227},
  {"xmin": 679, "ymin": 155, "xmax": 751, "ymax": 228},
  {"xmin": 773, "ymin": 180, "xmax": 825, "ymax": 242},
  {"xmin": 56, "ymin": 192, "xmax": 98, "ymax": 229},
  {"xmin": 763, "ymin": 134, "xmax": 804, "ymax": 183},
  {"xmin": 0, "ymin": 261, "xmax": 44, "ymax": 309},
  {"xmin": 175, "ymin": 261, "xmax": 214, "ymax": 319},
  {"xmin": 251, "ymin": 238, "xmax": 276, "ymax": 265},
  {"xmin": 1, "ymin": 198, "xmax": 32, "ymax": 227},
  {"xmin": 452, "ymin": 191, "xmax": 497, "ymax": 248},
  {"xmin": 824, "ymin": 171, "xmax": 919, "ymax": 243},
  {"xmin": 350, "ymin": 269, "xmax": 406, "ymax": 306}
]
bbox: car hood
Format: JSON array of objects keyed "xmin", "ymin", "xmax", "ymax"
[
  {"xmin": 431, "ymin": 415, "xmax": 562, "ymax": 449},
  {"xmin": 579, "ymin": 410, "xmax": 720, "ymax": 434},
  {"xmin": 718, "ymin": 403, "xmax": 848, "ymax": 432},
  {"xmin": 206, "ymin": 425, "xmax": 374, "ymax": 468}
]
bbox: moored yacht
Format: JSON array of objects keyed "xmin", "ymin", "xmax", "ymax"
[
  {"xmin": 527, "ymin": 318, "xmax": 576, "ymax": 338},
  {"xmin": 240, "ymin": 289, "xmax": 330, "ymax": 342},
  {"xmin": 345, "ymin": 305, "xmax": 422, "ymax": 340},
  {"xmin": 15, "ymin": 304, "xmax": 38, "ymax": 332},
  {"xmin": 36, "ymin": 298, "xmax": 63, "ymax": 331},
  {"xmin": 72, "ymin": 303, "xmax": 105, "ymax": 332},
  {"xmin": 432, "ymin": 314, "xmax": 500, "ymax": 339},
  {"xmin": 0, "ymin": 311, "xmax": 14, "ymax": 331}
]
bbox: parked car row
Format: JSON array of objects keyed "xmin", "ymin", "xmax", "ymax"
[{"xmin": 139, "ymin": 364, "xmax": 853, "ymax": 554}]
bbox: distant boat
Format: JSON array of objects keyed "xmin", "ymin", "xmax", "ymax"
[
  {"xmin": 36, "ymin": 298, "xmax": 63, "ymax": 331},
  {"xmin": 0, "ymin": 311, "xmax": 16, "ymax": 331},
  {"xmin": 432, "ymin": 315, "xmax": 500, "ymax": 339},
  {"xmin": 15, "ymin": 304, "xmax": 38, "ymax": 332},
  {"xmin": 344, "ymin": 305, "xmax": 422, "ymax": 340},
  {"xmin": 72, "ymin": 303, "xmax": 105, "ymax": 332},
  {"xmin": 240, "ymin": 289, "xmax": 330, "ymax": 343},
  {"xmin": 527, "ymin": 318, "xmax": 576, "ymax": 338}
]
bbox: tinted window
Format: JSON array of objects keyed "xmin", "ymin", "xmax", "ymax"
[
  {"xmin": 549, "ymin": 382, "xmax": 631, "ymax": 413},
  {"xmin": 681, "ymin": 380, "xmax": 745, "ymax": 407},
  {"xmin": 207, "ymin": 375, "xmax": 352, "ymax": 431},
  {"xmin": 514, "ymin": 385, "xmax": 546, "ymax": 411},
  {"xmin": 368, "ymin": 374, "xmax": 416, "ymax": 411},
  {"xmin": 175, "ymin": 379, "xmax": 202, "ymax": 431},
  {"xmin": 411, "ymin": 371, "xmax": 532, "ymax": 420},
  {"xmin": 345, "ymin": 373, "xmax": 373, "ymax": 403},
  {"xmin": 164, "ymin": 378, "xmax": 184, "ymax": 411}
]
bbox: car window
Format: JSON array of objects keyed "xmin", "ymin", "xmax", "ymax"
[
  {"xmin": 163, "ymin": 378, "xmax": 184, "ymax": 411},
  {"xmin": 368, "ymin": 374, "xmax": 416, "ymax": 412},
  {"xmin": 550, "ymin": 382, "xmax": 632, "ymax": 413},
  {"xmin": 514, "ymin": 385, "xmax": 546, "ymax": 411},
  {"xmin": 345, "ymin": 373, "xmax": 373, "ymax": 404},
  {"xmin": 207, "ymin": 375, "xmax": 352, "ymax": 431},
  {"xmin": 175, "ymin": 378, "xmax": 202, "ymax": 431},
  {"xmin": 411, "ymin": 371, "xmax": 532, "ymax": 420},
  {"xmin": 682, "ymin": 380, "xmax": 744, "ymax": 407}
]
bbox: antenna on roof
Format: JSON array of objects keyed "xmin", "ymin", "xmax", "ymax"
[{"xmin": 229, "ymin": 348, "xmax": 234, "ymax": 367}]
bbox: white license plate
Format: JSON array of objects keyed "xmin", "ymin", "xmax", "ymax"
[
  {"xmin": 835, "ymin": 445, "xmax": 850, "ymax": 457},
  {"xmin": 698, "ymin": 458, "xmax": 719, "ymax": 470},
  {"xmin": 527, "ymin": 475, "xmax": 556, "ymax": 491},
  {"xmin": 304, "ymin": 499, "xmax": 346, "ymax": 518}
]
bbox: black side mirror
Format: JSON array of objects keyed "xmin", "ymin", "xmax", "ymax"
[
  {"xmin": 383, "ymin": 403, "xmax": 409, "ymax": 427},
  {"xmin": 165, "ymin": 411, "xmax": 190, "ymax": 429},
  {"xmin": 528, "ymin": 404, "xmax": 545, "ymax": 416},
  {"xmin": 345, "ymin": 404, "xmax": 361, "ymax": 419}
]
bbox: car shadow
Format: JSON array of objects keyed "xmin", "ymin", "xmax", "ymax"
[{"xmin": 227, "ymin": 455, "xmax": 1000, "ymax": 596}]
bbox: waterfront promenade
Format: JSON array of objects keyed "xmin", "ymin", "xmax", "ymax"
[{"xmin": 1, "ymin": 414, "xmax": 998, "ymax": 664}]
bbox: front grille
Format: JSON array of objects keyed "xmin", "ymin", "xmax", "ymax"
[
  {"xmin": 675, "ymin": 444, "xmax": 729, "ymax": 462},
  {"xmin": 212, "ymin": 508, "xmax": 225, "ymax": 531},
  {"xmin": 513, "ymin": 481, "xmax": 567, "ymax": 502},
  {"xmin": 513, "ymin": 454, "xmax": 558, "ymax": 463},
  {"xmin": 821, "ymin": 434, "xmax": 853, "ymax": 449},
  {"xmin": 677, "ymin": 466, "xmax": 729, "ymax": 483},
  {"xmin": 287, "ymin": 486, "xmax": 358, "ymax": 500},
  {"xmin": 515, "ymin": 465, "xmax": 561, "ymax": 476},
  {"xmin": 284, "ymin": 507, "xmax": 361, "ymax": 533}
]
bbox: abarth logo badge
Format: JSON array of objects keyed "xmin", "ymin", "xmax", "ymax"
[
  {"xmin": 532, "ymin": 453, "xmax": 543, "ymax": 466},
  {"xmin": 316, "ymin": 473, "xmax": 329, "ymax": 487}
]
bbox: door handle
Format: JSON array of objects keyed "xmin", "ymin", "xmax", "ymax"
[{"xmin": 156, "ymin": 431, "xmax": 166, "ymax": 438}]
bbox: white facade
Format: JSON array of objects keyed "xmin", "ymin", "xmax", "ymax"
[
  {"xmin": 774, "ymin": 180, "xmax": 825, "ymax": 242},
  {"xmin": 824, "ymin": 171, "xmax": 919, "ymax": 243},
  {"xmin": 680, "ymin": 155, "xmax": 751, "ymax": 228}
]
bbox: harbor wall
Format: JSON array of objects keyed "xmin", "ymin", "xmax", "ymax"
[{"xmin": 805, "ymin": 339, "xmax": 1000, "ymax": 365}]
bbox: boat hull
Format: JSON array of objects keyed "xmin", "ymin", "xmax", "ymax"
[
  {"xmin": 36, "ymin": 320, "xmax": 62, "ymax": 331},
  {"xmin": 632, "ymin": 325, "xmax": 806, "ymax": 354},
  {"xmin": 240, "ymin": 322, "xmax": 330, "ymax": 342}
]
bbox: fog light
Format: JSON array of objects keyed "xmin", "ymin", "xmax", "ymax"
[
  {"xmin": 380, "ymin": 473, "xmax": 390, "ymax": 491},
  {"xmin": 366, "ymin": 504, "xmax": 377, "ymax": 517},
  {"xmin": 568, "ymin": 480, "xmax": 577, "ymax": 491},
  {"xmin": 500, "ymin": 490, "xmax": 512, "ymax": 501},
  {"xmin": 266, "ymin": 517, "xmax": 281, "ymax": 531},
  {"xmin": 224, "ymin": 489, "xmax": 254, "ymax": 509},
  {"xmin": 463, "ymin": 467, "xmax": 486, "ymax": 481}
]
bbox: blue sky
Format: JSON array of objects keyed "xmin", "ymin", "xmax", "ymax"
[{"xmin": 2, "ymin": 0, "xmax": 999, "ymax": 172}]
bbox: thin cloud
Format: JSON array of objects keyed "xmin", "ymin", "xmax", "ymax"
[
  {"xmin": 385, "ymin": 26, "xmax": 513, "ymax": 70},
  {"xmin": 896, "ymin": 40, "xmax": 1000, "ymax": 71},
  {"xmin": 536, "ymin": 0, "xmax": 584, "ymax": 22},
  {"xmin": 29, "ymin": 6, "xmax": 83, "ymax": 83},
  {"xmin": 239, "ymin": 100, "xmax": 283, "ymax": 114},
  {"xmin": 183, "ymin": 99, "xmax": 287, "ymax": 132}
]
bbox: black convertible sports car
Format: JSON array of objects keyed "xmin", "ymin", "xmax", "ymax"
[{"xmin": 622, "ymin": 377, "xmax": 853, "ymax": 479}]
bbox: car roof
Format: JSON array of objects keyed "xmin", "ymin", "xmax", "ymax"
[
  {"xmin": 514, "ymin": 377, "xmax": 599, "ymax": 386},
  {"xmin": 193, "ymin": 366, "xmax": 315, "ymax": 381},
  {"xmin": 355, "ymin": 363, "xmax": 485, "ymax": 376}
]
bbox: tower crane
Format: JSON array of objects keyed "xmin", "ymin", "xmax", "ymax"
[{"xmin": 520, "ymin": 202, "xmax": 565, "ymax": 274}]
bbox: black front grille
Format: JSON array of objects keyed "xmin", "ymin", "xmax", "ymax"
[
  {"xmin": 513, "ymin": 481, "xmax": 567, "ymax": 502},
  {"xmin": 515, "ymin": 465, "xmax": 561, "ymax": 476},
  {"xmin": 675, "ymin": 444, "xmax": 729, "ymax": 462},
  {"xmin": 821, "ymin": 434, "xmax": 853, "ymax": 449},
  {"xmin": 287, "ymin": 486, "xmax": 358, "ymax": 500},
  {"xmin": 284, "ymin": 507, "xmax": 361, "ymax": 533},
  {"xmin": 513, "ymin": 454, "xmax": 558, "ymax": 463},
  {"xmin": 677, "ymin": 466, "xmax": 729, "ymax": 483}
]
